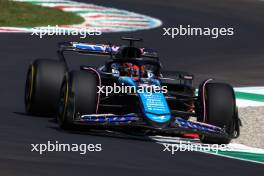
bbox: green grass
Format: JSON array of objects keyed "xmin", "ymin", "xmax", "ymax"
[{"xmin": 0, "ymin": 0, "xmax": 84, "ymax": 27}]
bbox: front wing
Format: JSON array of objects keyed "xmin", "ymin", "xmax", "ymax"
[{"xmin": 73, "ymin": 113, "xmax": 229, "ymax": 138}]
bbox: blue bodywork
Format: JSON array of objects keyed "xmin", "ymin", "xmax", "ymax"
[
  {"xmin": 77, "ymin": 76, "xmax": 225, "ymax": 135},
  {"xmin": 173, "ymin": 117, "xmax": 224, "ymax": 133},
  {"xmin": 73, "ymin": 43, "xmax": 116, "ymax": 53},
  {"xmin": 80, "ymin": 113, "xmax": 139, "ymax": 124},
  {"xmin": 118, "ymin": 76, "xmax": 171, "ymax": 123},
  {"xmin": 61, "ymin": 42, "xmax": 227, "ymax": 137}
]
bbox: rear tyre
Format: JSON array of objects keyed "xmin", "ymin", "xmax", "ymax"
[
  {"xmin": 58, "ymin": 70, "xmax": 98, "ymax": 129},
  {"xmin": 25, "ymin": 59, "xmax": 66, "ymax": 116},
  {"xmin": 198, "ymin": 82, "xmax": 236, "ymax": 144}
]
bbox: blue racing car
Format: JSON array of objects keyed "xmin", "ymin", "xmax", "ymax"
[{"xmin": 24, "ymin": 37, "xmax": 241, "ymax": 144}]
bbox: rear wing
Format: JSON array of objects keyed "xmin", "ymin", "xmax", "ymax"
[
  {"xmin": 58, "ymin": 42, "xmax": 159, "ymax": 59},
  {"xmin": 58, "ymin": 42, "xmax": 118, "ymax": 55}
]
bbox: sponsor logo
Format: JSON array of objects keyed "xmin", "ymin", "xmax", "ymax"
[
  {"xmin": 162, "ymin": 141, "xmax": 232, "ymax": 154},
  {"xmin": 31, "ymin": 141, "xmax": 102, "ymax": 155},
  {"xmin": 97, "ymin": 83, "xmax": 168, "ymax": 96},
  {"xmin": 163, "ymin": 25, "xmax": 234, "ymax": 39}
]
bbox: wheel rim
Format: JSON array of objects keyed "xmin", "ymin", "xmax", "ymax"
[{"xmin": 58, "ymin": 80, "xmax": 69, "ymax": 125}]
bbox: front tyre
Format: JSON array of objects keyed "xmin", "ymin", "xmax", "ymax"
[
  {"xmin": 58, "ymin": 70, "xmax": 99, "ymax": 129},
  {"xmin": 198, "ymin": 82, "xmax": 237, "ymax": 144}
]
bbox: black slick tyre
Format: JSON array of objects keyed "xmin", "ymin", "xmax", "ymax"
[
  {"xmin": 58, "ymin": 70, "xmax": 98, "ymax": 129},
  {"xmin": 198, "ymin": 82, "xmax": 236, "ymax": 144},
  {"xmin": 25, "ymin": 59, "xmax": 66, "ymax": 116}
]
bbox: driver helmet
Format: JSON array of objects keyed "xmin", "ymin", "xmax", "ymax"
[{"xmin": 122, "ymin": 63, "xmax": 144, "ymax": 77}]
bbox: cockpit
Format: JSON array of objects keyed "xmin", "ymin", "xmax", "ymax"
[
  {"xmin": 101, "ymin": 46, "xmax": 161, "ymax": 78},
  {"xmin": 109, "ymin": 62, "xmax": 159, "ymax": 78}
]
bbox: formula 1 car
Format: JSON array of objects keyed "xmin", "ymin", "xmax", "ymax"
[{"xmin": 24, "ymin": 37, "xmax": 241, "ymax": 144}]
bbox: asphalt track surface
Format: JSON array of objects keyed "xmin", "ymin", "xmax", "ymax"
[{"xmin": 0, "ymin": 0, "xmax": 264, "ymax": 175}]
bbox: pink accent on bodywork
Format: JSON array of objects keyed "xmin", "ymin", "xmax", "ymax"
[
  {"xmin": 84, "ymin": 67, "xmax": 101, "ymax": 114},
  {"xmin": 202, "ymin": 79, "xmax": 213, "ymax": 122}
]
